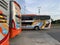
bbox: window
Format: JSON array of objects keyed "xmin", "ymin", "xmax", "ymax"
[
  {"xmin": 22, "ymin": 16, "xmax": 33, "ymax": 20},
  {"xmin": 0, "ymin": 0, "xmax": 8, "ymax": 10},
  {"xmin": 15, "ymin": 15, "xmax": 21, "ymax": 29},
  {"xmin": 34, "ymin": 16, "xmax": 50, "ymax": 20}
]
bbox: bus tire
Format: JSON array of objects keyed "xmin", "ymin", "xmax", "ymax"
[{"xmin": 34, "ymin": 26, "xmax": 40, "ymax": 30}]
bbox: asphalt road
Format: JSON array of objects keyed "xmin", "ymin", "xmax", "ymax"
[{"xmin": 10, "ymin": 24, "xmax": 60, "ymax": 45}]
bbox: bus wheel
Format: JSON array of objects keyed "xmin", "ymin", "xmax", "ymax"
[{"xmin": 34, "ymin": 26, "xmax": 39, "ymax": 30}]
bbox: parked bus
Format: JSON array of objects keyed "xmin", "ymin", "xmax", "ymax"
[
  {"xmin": 22, "ymin": 14, "xmax": 51, "ymax": 30},
  {"xmin": 10, "ymin": 1, "xmax": 22, "ymax": 38},
  {"xmin": 0, "ymin": 0, "xmax": 22, "ymax": 45},
  {"xmin": 0, "ymin": 0, "xmax": 10, "ymax": 45}
]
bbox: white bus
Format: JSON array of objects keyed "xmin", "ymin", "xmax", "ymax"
[{"xmin": 22, "ymin": 14, "xmax": 51, "ymax": 30}]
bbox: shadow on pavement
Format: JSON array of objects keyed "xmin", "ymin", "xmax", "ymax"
[{"xmin": 48, "ymin": 32, "xmax": 60, "ymax": 42}]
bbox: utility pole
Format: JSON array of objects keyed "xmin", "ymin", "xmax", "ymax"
[{"xmin": 38, "ymin": 7, "xmax": 41, "ymax": 15}]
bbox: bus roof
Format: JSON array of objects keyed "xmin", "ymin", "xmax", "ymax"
[
  {"xmin": 22, "ymin": 14, "xmax": 37, "ymax": 16},
  {"xmin": 22, "ymin": 14, "xmax": 50, "ymax": 16}
]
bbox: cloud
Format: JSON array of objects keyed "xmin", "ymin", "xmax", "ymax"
[
  {"xmin": 16, "ymin": 0, "xmax": 60, "ymax": 20},
  {"xmin": 26, "ymin": 7, "xmax": 37, "ymax": 14}
]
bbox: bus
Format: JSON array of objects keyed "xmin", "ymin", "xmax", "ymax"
[
  {"xmin": 10, "ymin": 1, "xmax": 22, "ymax": 38},
  {"xmin": 22, "ymin": 14, "xmax": 51, "ymax": 30},
  {"xmin": 0, "ymin": 0, "xmax": 22, "ymax": 45},
  {"xmin": 0, "ymin": 0, "xmax": 10, "ymax": 45}
]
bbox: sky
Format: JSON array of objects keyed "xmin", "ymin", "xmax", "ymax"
[{"xmin": 16, "ymin": 0, "xmax": 60, "ymax": 20}]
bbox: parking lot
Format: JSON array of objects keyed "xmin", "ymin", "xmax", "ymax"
[{"xmin": 10, "ymin": 24, "xmax": 60, "ymax": 45}]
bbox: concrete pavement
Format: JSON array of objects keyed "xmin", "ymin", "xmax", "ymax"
[{"xmin": 10, "ymin": 31, "xmax": 60, "ymax": 45}]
